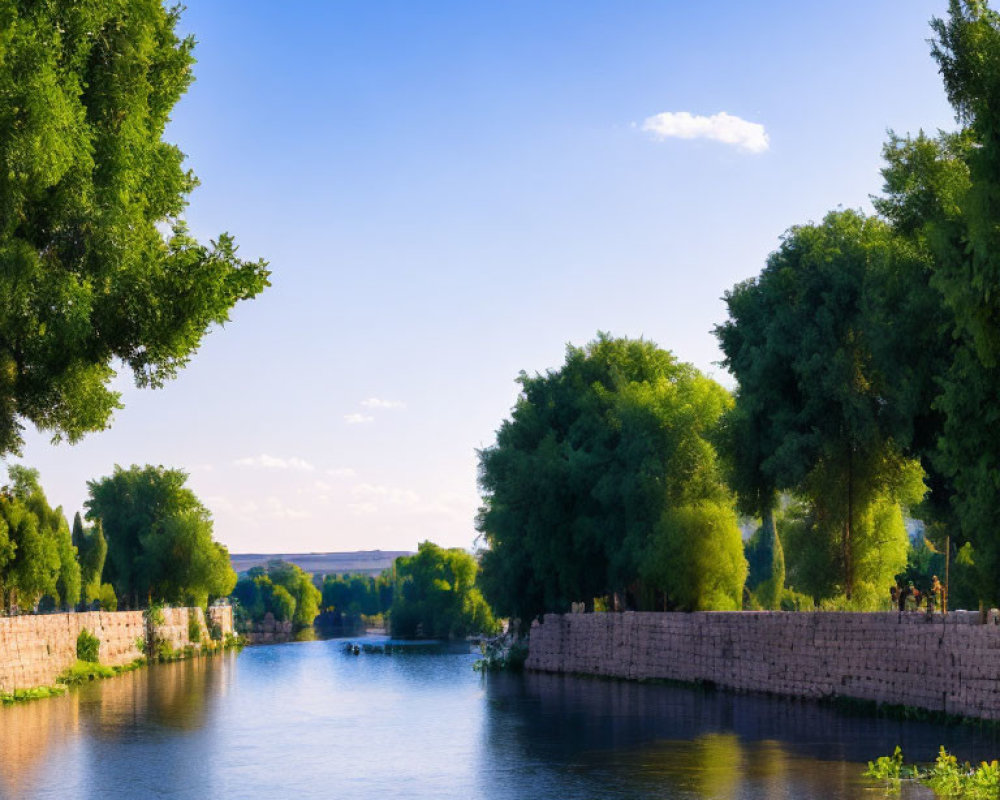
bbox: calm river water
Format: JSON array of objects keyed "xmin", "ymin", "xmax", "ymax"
[{"xmin": 1, "ymin": 636, "xmax": 998, "ymax": 799}]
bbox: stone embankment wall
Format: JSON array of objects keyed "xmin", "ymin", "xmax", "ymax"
[
  {"xmin": 0, "ymin": 606, "xmax": 234, "ymax": 693},
  {"xmin": 526, "ymin": 610, "xmax": 1000, "ymax": 720}
]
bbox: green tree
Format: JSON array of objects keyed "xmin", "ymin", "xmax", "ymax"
[
  {"xmin": 389, "ymin": 542, "xmax": 497, "ymax": 639},
  {"xmin": 0, "ymin": 466, "xmax": 80, "ymax": 612},
  {"xmin": 716, "ymin": 212, "xmax": 924, "ymax": 605},
  {"xmin": 870, "ymin": 1, "xmax": 1000, "ymax": 604},
  {"xmin": 262, "ymin": 560, "xmax": 321, "ymax": 629},
  {"xmin": 233, "ymin": 560, "xmax": 321, "ymax": 629},
  {"xmin": 74, "ymin": 514, "xmax": 108, "ymax": 606},
  {"xmin": 85, "ymin": 465, "xmax": 235, "ymax": 608},
  {"xmin": 477, "ymin": 334, "xmax": 744, "ymax": 621},
  {"xmin": 0, "ymin": 0, "xmax": 269, "ymax": 457}
]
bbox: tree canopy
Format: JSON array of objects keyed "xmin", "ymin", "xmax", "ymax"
[
  {"xmin": 477, "ymin": 334, "xmax": 745, "ymax": 622},
  {"xmin": 0, "ymin": 466, "xmax": 79, "ymax": 612},
  {"xmin": 0, "ymin": 0, "xmax": 269, "ymax": 456},
  {"xmin": 85, "ymin": 464, "xmax": 235, "ymax": 608},
  {"xmin": 716, "ymin": 212, "xmax": 924, "ymax": 607},
  {"xmin": 389, "ymin": 541, "xmax": 497, "ymax": 639}
]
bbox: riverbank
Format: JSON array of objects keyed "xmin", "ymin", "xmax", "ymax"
[
  {"xmin": 526, "ymin": 610, "xmax": 1000, "ymax": 721},
  {"xmin": 0, "ymin": 606, "xmax": 234, "ymax": 695}
]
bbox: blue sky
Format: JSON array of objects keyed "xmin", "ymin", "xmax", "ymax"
[{"xmin": 13, "ymin": 0, "xmax": 956, "ymax": 554}]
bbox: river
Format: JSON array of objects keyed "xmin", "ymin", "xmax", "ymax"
[{"xmin": 1, "ymin": 635, "xmax": 997, "ymax": 799}]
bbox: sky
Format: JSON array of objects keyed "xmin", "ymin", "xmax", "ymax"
[{"xmin": 10, "ymin": 0, "xmax": 958, "ymax": 555}]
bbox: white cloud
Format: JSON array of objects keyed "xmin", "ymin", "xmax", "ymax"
[
  {"xmin": 641, "ymin": 111, "xmax": 769, "ymax": 153},
  {"xmin": 344, "ymin": 413, "xmax": 375, "ymax": 425},
  {"xmin": 327, "ymin": 467, "xmax": 357, "ymax": 478},
  {"xmin": 351, "ymin": 483, "xmax": 421, "ymax": 505},
  {"xmin": 360, "ymin": 397, "xmax": 406, "ymax": 410},
  {"xmin": 233, "ymin": 454, "xmax": 315, "ymax": 472}
]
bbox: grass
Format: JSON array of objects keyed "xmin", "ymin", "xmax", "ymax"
[
  {"xmin": 0, "ymin": 685, "xmax": 68, "ymax": 705},
  {"xmin": 2, "ymin": 629, "xmax": 245, "ymax": 707}
]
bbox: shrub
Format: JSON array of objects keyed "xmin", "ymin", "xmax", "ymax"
[
  {"xmin": 98, "ymin": 583, "xmax": 118, "ymax": 611},
  {"xmin": 76, "ymin": 629, "xmax": 100, "ymax": 663},
  {"xmin": 188, "ymin": 613, "xmax": 202, "ymax": 644}
]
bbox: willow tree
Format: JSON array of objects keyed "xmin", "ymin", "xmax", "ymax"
[
  {"xmin": 716, "ymin": 212, "xmax": 922, "ymax": 606},
  {"xmin": 477, "ymin": 334, "xmax": 745, "ymax": 622},
  {"xmin": 0, "ymin": 1, "xmax": 269, "ymax": 456}
]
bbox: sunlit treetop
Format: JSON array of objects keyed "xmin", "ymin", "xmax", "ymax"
[{"xmin": 0, "ymin": 0, "xmax": 270, "ymax": 455}]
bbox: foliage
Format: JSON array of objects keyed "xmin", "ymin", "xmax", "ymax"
[
  {"xmin": 59, "ymin": 659, "xmax": 117, "ymax": 685},
  {"xmin": 86, "ymin": 465, "xmax": 236, "ymax": 608},
  {"xmin": 0, "ymin": 465, "xmax": 81, "ymax": 612},
  {"xmin": 641, "ymin": 501, "xmax": 747, "ymax": 611},
  {"xmin": 232, "ymin": 560, "xmax": 322, "ymax": 629},
  {"xmin": 866, "ymin": 746, "xmax": 1000, "ymax": 799},
  {"xmin": 97, "ymin": 582, "xmax": 118, "ymax": 612},
  {"xmin": 76, "ymin": 628, "xmax": 100, "ymax": 663},
  {"xmin": 744, "ymin": 513, "xmax": 786, "ymax": 610},
  {"xmin": 1, "ymin": 685, "xmax": 67, "ymax": 704},
  {"xmin": 187, "ymin": 613, "xmax": 202, "ymax": 644},
  {"xmin": 716, "ymin": 213, "xmax": 927, "ymax": 605},
  {"xmin": 474, "ymin": 635, "xmax": 529, "ymax": 672},
  {"xmin": 73, "ymin": 512, "xmax": 107, "ymax": 607},
  {"xmin": 478, "ymin": 334, "xmax": 743, "ymax": 621},
  {"xmin": 389, "ymin": 541, "xmax": 498, "ymax": 639},
  {"xmin": 321, "ymin": 572, "xmax": 394, "ymax": 622},
  {"xmin": 0, "ymin": 0, "xmax": 269, "ymax": 457}
]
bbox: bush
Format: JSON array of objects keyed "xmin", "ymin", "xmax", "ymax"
[
  {"xmin": 76, "ymin": 629, "xmax": 100, "ymax": 663},
  {"xmin": 98, "ymin": 583, "xmax": 118, "ymax": 611},
  {"xmin": 188, "ymin": 613, "xmax": 202, "ymax": 644}
]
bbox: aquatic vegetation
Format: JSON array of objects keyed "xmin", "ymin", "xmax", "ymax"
[
  {"xmin": 474, "ymin": 636, "xmax": 528, "ymax": 672},
  {"xmin": 865, "ymin": 746, "xmax": 1000, "ymax": 798}
]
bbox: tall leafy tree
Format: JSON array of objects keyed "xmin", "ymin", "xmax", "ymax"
[
  {"xmin": 477, "ymin": 334, "xmax": 745, "ymax": 621},
  {"xmin": 85, "ymin": 465, "xmax": 235, "ymax": 607},
  {"xmin": 0, "ymin": 466, "xmax": 78, "ymax": 611},
  {"xmin": 871, "ymin": 1, "xmax": 1000, "ymax": 603},
  {"xmin": 0, "ymin": 0, "xmax": 269, "ymax": 456},
  {"xmin": 389, "ymin": 542, "xmax": 497, "ymax": 639},
  {"xmin": 716, "ymin": 212, "xmax": 922, "ymax": 605},
  {"xmin": 72, "ymin": 511, "xmax": 108, "ymax": 606}
]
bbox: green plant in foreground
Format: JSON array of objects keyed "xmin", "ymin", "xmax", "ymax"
[
  {"xmin": 76, "ymin": 629, "xmax": 100, "ymax": 663},
  {"xmin": 866, "ymin": 747, "xmax": 1000, "ymax": 798}
]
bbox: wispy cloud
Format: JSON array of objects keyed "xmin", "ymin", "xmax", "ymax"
[
  {"xmin": 233, "ymin": 454, "xmax": 315, "ymax": 471},
  {"xmin": 344, "ymin": 413, "xmax": 374, "ymax": 425},
  {"xmin": 360, "ymin": 397, "xmax": 406, "ymax": 410},
  {"xmin": 641, "ymin": 111, "xmax": 769, "ymax": 153},
  {"xmin": 351, "ymin": 483, "xmax": 421, "ymax": 505},
  {"xmin": 327, "ymin": 467, "xmax": 357, "ymax": 478}
]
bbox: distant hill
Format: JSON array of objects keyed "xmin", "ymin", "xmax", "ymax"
[{"xmin": 230, "ymin": 550, "xmax": 412, "ymax": 577}]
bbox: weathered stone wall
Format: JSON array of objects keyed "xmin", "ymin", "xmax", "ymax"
[
  {"xmin": 526, "ymin": 611, "xmax": 1000, "ymax": 720},
  {"xmin": 0, "ymin": 606, "xmax": 235, "ymax": 693}
]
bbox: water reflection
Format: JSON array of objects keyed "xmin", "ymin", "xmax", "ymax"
[
  {"xmin": 0, "ymin": 642, "xmax": 993, "ymax": 799},
  {"xmin": 0, "ymin": 691, "xmax": 80, "ymax": 799},
  {"xmin": 481, "ymin": 671, "xmax": 996, "ymax": 799}
]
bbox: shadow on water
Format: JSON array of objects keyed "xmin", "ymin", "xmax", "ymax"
[{"xmin": 479, "ymin": 671, "xmax": 1000, "ymax": 800}]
